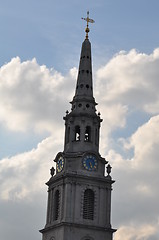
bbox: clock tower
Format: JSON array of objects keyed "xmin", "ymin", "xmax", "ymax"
[{"xmin": 40, "ymin": 12, "xmax": 116, "ymax": 240}]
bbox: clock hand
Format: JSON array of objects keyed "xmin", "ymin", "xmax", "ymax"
[{"xmin": 89, "ymin": 162, "xmax": 93, "ymax": 168}]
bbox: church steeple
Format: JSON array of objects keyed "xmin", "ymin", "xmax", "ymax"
[
  {"xmin": 40, "ymin": 12, "xmax": 116, "ymax": 240},
  {"xmin": 75, "ymin": 11, "xmax": 95, "ymax": 100},
  {"xmin": 63, "ymin": 13, "xmax": 102, "ymax": 154},
  {"xmin": 74, "ymin": 38, "xmax": 94, "ymax": 100}
]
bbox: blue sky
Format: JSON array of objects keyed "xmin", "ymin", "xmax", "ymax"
[
  {"xmin": 1, "ymin": 0, "xmax": 159, "ymax": 70},
  {"xmin": 0, "ymin": 1, "xmax": 159, "ymax": 240}
]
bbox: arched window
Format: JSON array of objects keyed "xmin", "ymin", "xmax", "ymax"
[
  {"xmin": 85, "ymin": 126, "xmax": 91, "ymax": 142},
  {"xmin": 83, "ymin": 189, "xmax": 94, "ymax": 220},
  {"xmin": 53, "ymin": 190, "xmax": 60, "ymax": 221},
  {"xmin": 75, "ymin": 125, "xmax": 80, "ymax": 141}
]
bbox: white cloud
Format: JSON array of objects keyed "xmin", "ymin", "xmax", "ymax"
[
  {"xmin": 93, "ymin": 49, "xmax": 159, "ymax": 239},
  {"xmin": 114, "ymin": 223, "xmax": 158, "ymax": 240},
  {"xmin": 99, "ymin": 103, "xmax": 128, "ymax": 153},
  {"xmin": 96, "ymin": 48, "xmax": 159, "ymax": 114},
  {"xmin": 129, "ymin": 115, "xmax": 159, "ymax": 170},
  {"xmin": 0, "ymin": 57, "xmax": 76, "ymax": 132},
  {"xmin": 0, "ymin": 133, "xmax": 63, "ymax": 201},
  {"xmin": 1, "ymin": 48, "xmax": 159, "ymax": 239},
  {"xmin": 0, "ymin": 133, "xmax": 64, "ymax": 240},
  {"xmin": 109, "ymin": 115, "xmax": 159, "ymax": 240}
]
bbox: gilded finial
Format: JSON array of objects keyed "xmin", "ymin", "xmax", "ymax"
[{"xmin": 81, "ymin": 11, "xmax": 95, "ymax": 39}]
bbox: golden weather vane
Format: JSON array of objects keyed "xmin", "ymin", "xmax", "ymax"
[{"xmin": 81, "ymin": 11, "xmax": 95, "ymax": 39}]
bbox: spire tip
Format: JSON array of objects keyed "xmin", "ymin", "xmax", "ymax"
[{"xmin": 81, "ymin": 11, "xmax": 95, "ymax": 39}]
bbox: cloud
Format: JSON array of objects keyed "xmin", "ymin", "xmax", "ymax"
[
  {"xmin": 0, "ymin": 135, "xmax": 62, "ymax": 240},
  {"xmin": 96, "ymin": 48, "xmax": 159, "ymax": 114},
  {"xmin": 95, "ymin": 48, "xmax": 159, "ymax": 155},
  {"xmin": 109, "ymin": 115, "xmax": 159, "ymax": 240},
  {"xmin": 0, "ymin": 57, "xmax": 77, "ymax": 133},
  {"xmin": 0, "ymin": 132, "xmax": 65, "ymax": 240},
  {"xmin": 1, "ymin": 48, "xmax": 159, "ymax": 240},
  {"xmin": 94, "ymin": 49, "xmax": 159, "ymax": 239},
  {"xmin": 114, "ymin": 223, "xmax": 159, "ymax": 240},
  {"xmin": 0, "ymin": 135, "xmax": 61, "ymax": 201}
]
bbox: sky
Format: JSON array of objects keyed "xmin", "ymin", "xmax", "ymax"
[{"xmin": 0, "ymin": 0, "xmax": 159, "ymax": 240}]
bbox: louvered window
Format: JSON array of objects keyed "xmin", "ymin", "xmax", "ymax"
[
  {"xmin": 83, "ymin": 189, "xmax": 94, "ymax": 220},
  {"xmin": 53, "ymin": 190, "xmax": 60, "ymax": 221}
]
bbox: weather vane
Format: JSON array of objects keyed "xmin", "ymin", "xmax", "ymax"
[{"xmin": 81, "ymin": 11, "xmax": 95, "ymax": 39}]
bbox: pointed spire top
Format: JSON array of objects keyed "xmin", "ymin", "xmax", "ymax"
[{"xmin": 81, "ymin": 11, "xmax": 95, "ymax": 39}]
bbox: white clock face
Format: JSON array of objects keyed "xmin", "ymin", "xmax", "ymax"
[{"xmin": 56, "ymin": 156, "xmax": 64, "ymax": 173}]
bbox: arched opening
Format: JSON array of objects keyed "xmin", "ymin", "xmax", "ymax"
[
  {"xmin": 53, "ymin": 190, "xmax": 60, "ymax": 221},
  {"xmin": 85, "ymin": 126, "xmax": 91, "ymax": 142},
  {"xmin": 75, "ymin": 125, "xmax": 80, "ymax": 141},
  {"xmin": 83, "ymin": 189, "xmax": 94, "ymax": 220}
]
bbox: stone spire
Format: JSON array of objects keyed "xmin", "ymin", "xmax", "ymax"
[
  {"xmin": 73, "ymin": 38, "xmax": 94, "ymax": 102},
  {"xmin": 73, "ymin": 11, "xmax": 95, "ymax": 102},
  {"xmin": 63, "ymin": 12, "xmax": 102, "ymax": 154}
]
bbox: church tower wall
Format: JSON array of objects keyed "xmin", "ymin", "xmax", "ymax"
[{"xmin": 40, "ymin": 12, "xmax": 116, "ymax": 240}]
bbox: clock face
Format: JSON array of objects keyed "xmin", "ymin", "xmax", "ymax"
[
  {"xmin": 83, "ymin": 155, "xmax": 98, "ymax": 171},
  {"xmin": 56, "ymin": 156, "xmax": 64, "ymax": 173}
]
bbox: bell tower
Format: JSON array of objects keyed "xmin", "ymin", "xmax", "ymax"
[{"xmin": 40, "ymin": 12, "xmax": 116, "ymax": 240}]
